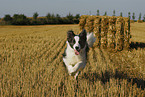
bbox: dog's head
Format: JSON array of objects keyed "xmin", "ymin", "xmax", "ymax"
[{"xmin": 67, "ymin": 29, "xmax": 87, "ymax": 55}]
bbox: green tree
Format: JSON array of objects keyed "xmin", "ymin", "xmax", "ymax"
[
  {"xmin": 104, "ymin": 11, "xmax": 107, "ymax": 16},
  {"xmin": 120, "ymin": 12, "xmax": 123, "ymax": 17},
  {"xmin": 113, "ymin": 10, "xmax": 115, "ymax": 16},
  {"xmin": 66, "ymin": 12, "xmax": 74, "ymax": 23},
  {"xmin": 4, "ymin": 14, "xmax": 12, "ymax": 22},
  {"xmin": 12, "ymin": 14, "xmax": 30, "ymax": 25},
  {"xmin": 50, "ymin": 13, "xmax": 56, "ymax": 24},
  {"xmin": 74, "ymin": 14, "xmax": 80, "ymax": 24},
  {"xmin": 75, "ymin": 14, "xmax": 80, "ymax": 19},
  {"xmin": 139, "ymin": 13, "xmax": 142, "ymax": 20},
  {"xmin": 56, "ymin": 14, "xmax": 60, "ymax": 18},
  {"xmin": 97, "ymin": 10, "xmax": 100, "ymax": 16},
  {"xmin": 33, "ymin": 12, "xmax": 39, "ymax": 20},
  {"xmin": 66, "ymin": 13, "xmax": 73, "ymax": 19},
  {"xmin": 55, "ymin": 14, "xmax": 61, "ymax": 24},
  {"xmin": 89, "ymin": 11, "xmax": 92, "ymax": 15},
  {"xmin": 46, "ymin": 13, "xmax": 52, "ymax": 24},
  {"xmin": 132, "ymin": 12, "xmax": 135, "ymax": 20},
  {"xmin": 128, "ymin": 12, "xmax": 131, "ymax": 19},
  {"xmin": 46, "ymin": 13, "xmax": 51, "ymax": 19},
  {"xmin": 143, "ymin": 14, "xmax": 145, "ymax": 22}
]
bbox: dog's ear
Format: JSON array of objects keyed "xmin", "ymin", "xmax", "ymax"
[
  {"xmin": 67, "ymin": 30, "xmax": 75, "ymax": 42},
  {"xmin": 79, "ymin": 29, "xmax": 86, "ymax": 41}
]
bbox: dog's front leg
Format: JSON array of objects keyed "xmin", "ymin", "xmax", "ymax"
[{"xmin": 68, "ymin": 61, "xmax": 84, "ymax": 75}]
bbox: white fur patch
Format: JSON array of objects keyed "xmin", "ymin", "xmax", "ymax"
[
  {"xmin": 87, "ymin": 32, "xmax": 96, "ymax": 47},
  {"xmin": 73, "ymin": 36, "xmax": 81, "ymax": 50}
]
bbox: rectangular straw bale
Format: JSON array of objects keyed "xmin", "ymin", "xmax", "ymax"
[
  {"xmin": 115, "ymin": 17, "xmax": 124, "ymax": 51},
  {"xmin": 79, "ymin": 15, "xmax": 88, "ymax": 31},
  {"xmin": 93, "ymin": 16, "xmax": 101, "ymax": 47},
  {"xmin": 79, "ymin": 15, "xmax": 131, "ymax": 51},
  {"xmin": 85, "ymin": 16, "xmax": 95, "ymax": 33},
  {"xmin": 100, "ymin": 16, "xmax": 109, "ymax": 49},
  {"xmin": 107, "ymin": 16, "xmax": 116, "ymax": 50},
  {"xmin": 123, "ymin": 17, "xmax": 130, "ymax": 50}
]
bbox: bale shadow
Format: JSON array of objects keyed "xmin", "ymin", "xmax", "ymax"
[
  {"xmin": 81, "ymin": 70, "xmax": 145, "ymax": 90},
  {"xmin": 130, "ymin": 42, "xmax": 145, "ymax": 49}
]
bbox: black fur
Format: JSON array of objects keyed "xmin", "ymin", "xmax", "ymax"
[
  {"xmin": 79, "ymin": 29, "xmax": 87, "ymax": 49},
  {"xmin": 85, "ymin": 43, "xmax": 89, "ymax": 59},
  {"xmin": 62, "ymin": 48, "xmax": 66, "ymax": 57},
  {"xmin": 67, "ymin": 30, "xmax": 75, "ymax": 49}
]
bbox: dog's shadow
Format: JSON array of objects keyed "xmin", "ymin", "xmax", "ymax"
[
  {"xmin": 130, "ymin": 42, "xmax": 145, "ymax": 49},
  {"xmin": 81, "ymin": 70, "xmax": 145, "ymax": 90}
]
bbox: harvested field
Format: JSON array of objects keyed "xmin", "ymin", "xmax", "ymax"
[{"xmin": 0, "ymin": 23, "xmax": 145, "ymax": 97}]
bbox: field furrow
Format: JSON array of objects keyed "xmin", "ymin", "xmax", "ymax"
[{"xmin": 48, "ymin": 40, "xmax": 66, "ymax": 63}]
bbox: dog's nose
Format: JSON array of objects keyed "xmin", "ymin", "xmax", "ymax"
[{"xmin": 75, "ymin": 46, "xmax": 79, "ymax": 50}]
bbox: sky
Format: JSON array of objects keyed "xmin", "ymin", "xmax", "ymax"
[{"xmin": 0, "ymin": 0, "xmax": 145, "ymax": 19}]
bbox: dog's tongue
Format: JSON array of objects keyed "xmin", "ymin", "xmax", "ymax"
[{"xmin": 74, "ymin": 50, "xmax": 80, "ymax": 55}]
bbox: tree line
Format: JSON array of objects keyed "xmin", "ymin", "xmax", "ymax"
[
  {"xmin": 1, "ymin": 10, "xmax": 145, "ymax": 25},
  {"xmin": 1, "ymin": 12, "xmax": 80, "ymax": 25},
  {"xmin": 96, "ymin": 10, "xmax": 145, "ymax": 22}
]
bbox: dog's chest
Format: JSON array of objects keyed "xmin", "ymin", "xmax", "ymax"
[{"xmin": 66, "ymin": 51, "xmax": 85, "ymax": 66}]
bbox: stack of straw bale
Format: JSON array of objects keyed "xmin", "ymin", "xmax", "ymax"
[
  {"xmin": 100, "ymin": 16, "xmax": 109, "ymax": 49},
  {"xmin": 79, "ymin": 15, "xmax": 131, "ymax": 51},
  {"xmin": 93, "ymin": 16, "xmax": 101, "ymax": 47},
  {"xmin": 107, "ymin": 16, "xmax": 116, "ymax": 50},
  {"xmin": 85, "ymin": 16, "xmax": 95, "ymax": 33},
  {"xmin": 115, "ymin": 17, "xmax": 124, "ymax": 51},
  {"xmin": 79, "ymin": 15, "xmax": 88, "ymax": 31},
  {"xmin": 124, "ymin": 17, "xmax": 130, "ymax": 50}
]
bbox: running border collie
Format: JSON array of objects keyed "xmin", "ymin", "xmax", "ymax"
[{"xmin": 63, "ymin": 29, "xmax": 96, "ymax": 79}]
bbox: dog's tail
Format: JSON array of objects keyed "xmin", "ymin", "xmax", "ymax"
[{"xmin": 87, "ymin": 32, "xmax": 96, "ymax": 47}]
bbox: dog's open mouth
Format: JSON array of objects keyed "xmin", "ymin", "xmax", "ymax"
[{"xmin": 74, "ymin": 49, "xmax": 80, "ymax": 55}]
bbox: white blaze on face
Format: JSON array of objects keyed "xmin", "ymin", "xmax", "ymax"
[
  {"xmin": 73, "ymin": 36, "xmax": 81, "ymax": 55},
  {"xmin": 73, "ymin": 36, "xmax": 80, "ymax": 50}
]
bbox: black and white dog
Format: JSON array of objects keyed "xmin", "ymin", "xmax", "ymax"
[{"xmin": 63, "ymin": 29, "xmax": 96, "ymax": 79}]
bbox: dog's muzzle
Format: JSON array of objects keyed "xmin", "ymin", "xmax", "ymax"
[{"xmin": 74, "ymin": 46, "xmax": 80, "ymax": 55}]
